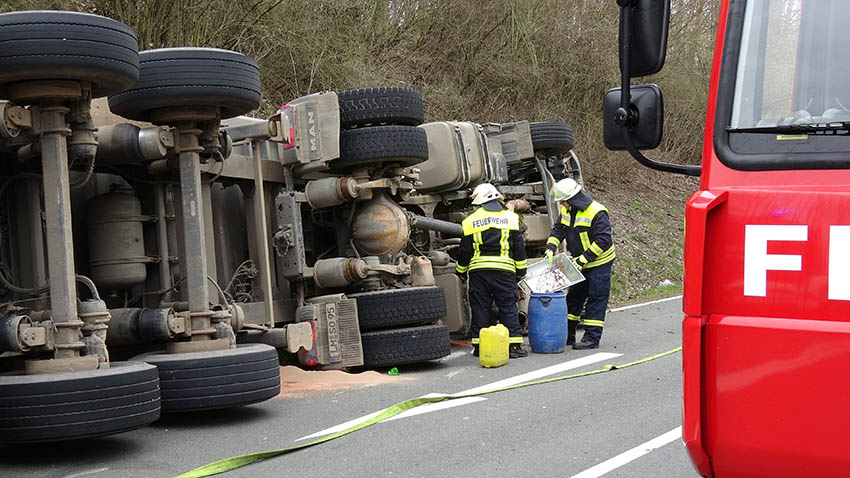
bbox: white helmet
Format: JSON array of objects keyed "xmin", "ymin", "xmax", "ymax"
[
  {"xmin": 550, "ymin": 178, "xmax": 582, "ymax": 202},
  {"xmin": 471, "ymin": 183, "xmax": 503, "ymax": 205}
]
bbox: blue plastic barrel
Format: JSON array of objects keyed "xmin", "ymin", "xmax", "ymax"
[{"xmin": 527, "ymin": 291, "xmax": 568, "ymax": 353}]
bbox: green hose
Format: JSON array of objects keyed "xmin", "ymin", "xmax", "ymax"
[{"xmin": 177, "ymin": 346, "xmax": 683, "ymax": 477}]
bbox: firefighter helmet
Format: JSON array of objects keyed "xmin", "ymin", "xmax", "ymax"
[
  {"xmin": 550, "ymin": 178, "xmax": 582, "ymax": 202},
  {"xmin": 470, "ymin": 183, "xmax": 503, "ymax": 205}
]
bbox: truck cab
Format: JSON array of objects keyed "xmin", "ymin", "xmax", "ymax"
[{"xmin": 605, "ymin": 1, "xmax": 850, "ymax": 476}]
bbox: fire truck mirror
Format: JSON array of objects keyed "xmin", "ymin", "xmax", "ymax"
[
  {"xmin": 619, "ymin": 0, "xmax": 670, "ymax": 77},
  {"xmin": 602, "ymin": 84, "xmax": 664, "ymax": 151}
]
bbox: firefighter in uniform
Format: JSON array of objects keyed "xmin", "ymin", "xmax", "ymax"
[
  {"xmin": 456, "ymin": 183, "xmax": 528, "ymax": 358},
  {"xmin": 545, "ymin": 178, "xmax": 615, "ymax": 349}
]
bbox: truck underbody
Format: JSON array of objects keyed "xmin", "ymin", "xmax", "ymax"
[{"xmin": 0, "ymin": 10, "xmax": 580, "ymax": 444}]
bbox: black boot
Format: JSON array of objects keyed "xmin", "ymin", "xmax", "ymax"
[
  {"xmin": 572, "ymin": 339, "xmax": 599, "ymax": 350},
  {"xmin": 566, "ymin": 321, "xmax": 577, "ymax": 345},
  {"xmin": 472, "ymin": 344, "xmax": 479, "ymax": 357},
  {"xmin": 509, "ymin": 344, "xmax": 528, "ymax": 358}
]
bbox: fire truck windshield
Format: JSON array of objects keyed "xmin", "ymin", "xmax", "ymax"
[
  {"xmin": 716, "ymin": 0, "xmax": 850, "ymax": 169},
  {"xmin": 731, "ymin": 0, "xmax": 850, "ymax": 129}
]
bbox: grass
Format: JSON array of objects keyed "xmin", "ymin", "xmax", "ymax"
[
  {"xmin": 613, "ymin": 283, "xmax": 683, "ymax": 308},
  {"xmin": 598, "ymin": 170, "xmax": 696, "ymax": 307}
]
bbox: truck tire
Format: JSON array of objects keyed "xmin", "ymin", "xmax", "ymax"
[
  {"xmin": 350, "ymin": 287, "xmax": 448, "ymax": 331},
  {"xmin": 0, "ymin": 362, "xmax": 160, "ymax": 444},
  {"xmin": 332, "ymin": 125, "xmax": 428, "ymax": 171},
  {"xmin": 338, "ymin": 87, "xmax": 424, "ymax": 128},
  {"xmin": 109, "ymin": 48, "xmax": 261, "ymax": 121},
  {"xmin": 360, "ymin": 324, "xmax": 451, "ymax": 368},
  {"xmin": 530, "ymin": 121, "xmax": 575, "ymax": 153},
  {"xmin": 0, "ymin": 11, "xmax": 139, "ymax": 98},
  {"xmin": 131, "ymin": 344, "xmax": 280, "ymax": 413}
]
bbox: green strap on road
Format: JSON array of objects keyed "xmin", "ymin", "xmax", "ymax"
[{"xmin": 177, "ymin": 346, "xmax": 682, "ymax": 478}]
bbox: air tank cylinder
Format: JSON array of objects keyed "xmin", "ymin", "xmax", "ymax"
[
  {"xmin": 86, "ymin": 190, "xmax": 148, "ymax": 291},
  {"xmin": 313, "ymin": 258, "xmax": 369, "ymax": 289},
  {"xmin": 0, "ymin": 314, "xmax": 33, "ymax": 352},
  {"xmin": 305, "ymin": 177, "xmax": 359, "ymax": 209},
  {"xmin": 106, "ymin": 307, "xmax": 175, "ymax": 347}
]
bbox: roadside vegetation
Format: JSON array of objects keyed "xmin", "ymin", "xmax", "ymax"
[{"xmin": 0, "ymin": 0, "xmax": 718, "ymax": 304}]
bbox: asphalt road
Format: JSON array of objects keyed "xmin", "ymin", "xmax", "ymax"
[{"xmin": 1, "ymin": 295, "xmax": 701, "ymax": 478}]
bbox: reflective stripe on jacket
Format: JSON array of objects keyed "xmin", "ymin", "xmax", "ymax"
[
  {"xmin": 546, "ymin": 201, "xmax": 615, "ymax": 269},
  {"xmin": 456, "ymin": 207, "xmax": 527, "ymax": 275}
]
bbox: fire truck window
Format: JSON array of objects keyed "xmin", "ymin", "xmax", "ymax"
[
  {"xmin": 761, "ymin": 1, "xmax": 800, "ymax": 122},
  {"xmin": 721, "ymin": 0, "xmax": 850, "ymax": 169},
  {"xmin": 731, "ymin": 0, "xmax": 850, "ymax": 128}
]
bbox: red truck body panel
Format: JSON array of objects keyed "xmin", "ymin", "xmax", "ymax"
[{"xmin": 682, "ymin": 1, "xmax": 850, "ymax": 476}]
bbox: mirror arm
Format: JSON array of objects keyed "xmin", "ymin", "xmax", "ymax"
[
  {"xmin": 618, "ymin": 0, "xmax": 633, "ymax": 115},
  {"xmin": 621, "ymin": 128, "xmax": 701, "ymax": 176},
  {"xmin": 616, "ymin": 0, "xmax": 701, "ymax": 177}
]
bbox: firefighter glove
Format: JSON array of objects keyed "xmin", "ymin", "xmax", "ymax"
[{"xmin": 544, "ymin": 249, "xmax": 554, "ymax": 263}]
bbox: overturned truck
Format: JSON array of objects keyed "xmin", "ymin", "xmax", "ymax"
[
  {"xmin": 0, "ymin": 11, "xmax": 578, "ymax": 444},
  {"xmin": 223, "ymin": 88, "xmax": 577, "ymax": 363}
]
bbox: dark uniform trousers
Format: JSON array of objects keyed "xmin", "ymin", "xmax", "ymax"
[
  {"xmin": 468, "ymin": 270, "xmax": 523, "ymax": 339},
  {"xmin": 567, "ymin": 261, "xmax": 612, "ymax": 343}
]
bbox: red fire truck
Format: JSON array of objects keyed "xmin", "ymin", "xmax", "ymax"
[{"xmin": 605, "ymin": 1, "xmax": 850, "ymax": 477}]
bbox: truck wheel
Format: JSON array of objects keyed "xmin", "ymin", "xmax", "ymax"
[
  {"xmin": 331, "ymin": 125, "xmax": 428, "ymax": 171},
  {"xmin": 131, "ymin": 344, "xmax": 280, "ymax": 413},
  {"xmin": 0, "ymin": 11, "xmax": 139, "ymax": 98},
  {"xmin": 350, "ymin": 287, "xmax": 447, "ymax": 331},
  {"xmin": 0, "ymin": 362, "xmax": 160, "ymax": 444},
  {"xmin": 530, "ymin": 121, "xmax": 575, "ymax": 153},
  {"xmin": 360, "ymin": 324, "xmax": 451, "ymax": 368},
  {"xmin": 108, "ymin": 48, "xmax": 261, "ymax": 121},
  {"xmin": 338, "ymin": 87, "xmax": 424, "ymax": 128}
]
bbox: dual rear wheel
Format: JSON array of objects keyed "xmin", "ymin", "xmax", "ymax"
[
  {"xmin": 351, "ymin": 287, "xmax": 451, "ymax": 368},
  {"xmin": 0, "ymin": 11, "xmax": 276, "ymax": 445}
]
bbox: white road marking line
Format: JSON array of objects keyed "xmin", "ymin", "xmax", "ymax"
[
  {"xmin": 567, "ymin": 426, "xmax": 682, "ymax": 478},
  {"xmin": 298, "ymin": 352, "xmax": 621, "ymax": 440},
  {"xmin": 63, "ymin": 468, "xmax": 111, "ymax": 478},
  {"xmin": 610, "ymin": 295, "xmax": 682, "ymax": 312},
  {"xmin": 447, "ymin": 352, "xmax": 621, "ymax": 396},
  {"xmin": 383, "ymin": 395, "xmax": 487, "ymax": 420},
  {"xmin": 386, "ymin": 352, "xmax": 621, "ymax": 421},
  {"xmin": 436, "ymin": 349, "xmax": 469, "ymax": 362},
  {"xmin": 445, "ymin": 369, "xmax": 465, "ymax": 379}
]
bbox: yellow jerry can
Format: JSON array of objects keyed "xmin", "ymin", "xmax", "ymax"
[{"xmin": 479, "ymin": 324, "xmax": 509, "ymax": 368}]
